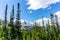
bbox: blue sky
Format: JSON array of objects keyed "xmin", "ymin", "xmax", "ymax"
[{"xmin": 0, "ymin": 0, "xmax": 60, "ymax": 23}]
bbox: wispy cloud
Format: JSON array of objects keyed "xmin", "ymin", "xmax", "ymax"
[
  {"xmin": 26, "ymin": 0, "xmax": 60, "ymax": 10},
  {"xmin": 29, "ymin": 11, "xmax": 32, "ymax": 13}
]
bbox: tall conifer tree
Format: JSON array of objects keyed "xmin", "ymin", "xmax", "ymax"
[
  {"xmin": 55, "ymin": 15, "xmax": 59, "ymax": 27},
  {"xmin": 3, "ymin": 4, "xmax": 8, "ymax": 40},
  {"xmin": 16, "ymin": 3, "xmax": 21, "ymax": 40},
  {"xmin": 55, "ymin": 15, "xmax": 59, "ymax": 34},
  {"xmin": 42, "ymin": 17, "xmax": 45, "ymax": 28},
  {"xmin": 50, "ymin": 13, "xmax": 54, "ymax": 26},
  {"xmin": 9, "ymin": 5, "xmax": 16, "ymax": 40}
]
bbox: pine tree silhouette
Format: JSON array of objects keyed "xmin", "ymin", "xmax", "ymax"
[
  {"xmin": 50, "ymin": 13, "xmax": 54, "ymax": 26},
  {"xmin": 9, "ymin": 5, "xmax": 16, "ymax": 39},
  {"xmin": 15, "ymin": 3, "xmax": 22, "ymax": 40},
  {"xmin": 42, "ymin": 17, "xmax": 44, "ymax": 28},
  {"xmin": 3, "ymin": 4, "xmax": 8, "ymax": 40},
  {"xmin": 55, "ymin": 15, "xmax": 59, "ymax": 34}
]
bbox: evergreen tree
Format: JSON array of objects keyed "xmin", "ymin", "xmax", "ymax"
[
  {"xmin": 9, "ymin": 5, "xmax": 16, "ymax": 40},
  {"xmin": 42, "ymin": 17, "xmax": 45, "ymax": 30},
  {"xmin": 16, "ymin": 3, "xmax": 22, "ymax": 40},
  {"xmin": 0, "ymin": 20, "xmax": 1, "ymax": 27},
  {"xmin": 55, "ymin": 15, "xmax": 59, "ymax": 35},
  {"xmin": 50, "ymin": 13, "xmax": 57, "ymax": 40},
  {"xmin": 50, "ymin": 13, "xmax": 54, "ymax": 26},
  {"xmin": 55, "ymin": 15, "xmax": 59, "ymax": 28},
  {"xmin": 3, "ymin": 4, "xmax": 8, "ymax": 40}
]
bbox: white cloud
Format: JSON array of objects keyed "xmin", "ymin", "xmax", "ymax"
[
  {"xmin": 35, "ymin": 11, "xmax": 60, "ymax": 26},
  {"xmin": 35, "ymin": 18, "xmax": 51, "ymax": 26},
  {"xmin": 14, "ymin": 19, "xmax": 26, "ymax": 23},
  {"xmin": 55, "ymin": 11, "xmax": 60, "ymax": 17},
  {"xmin": 27, "ymin": 0, "xmax": 60, "ymax": 10},
  {"xmin": 21, "ymin": 19, "xmax": 25, "ymax": 23},
  {"xmin": 55, "ymin": 11, "xmax": 60, "ymax": 25},
  {"xmin": 29, "ymin": 11, "xmax": 32, "ymax": 13},
  {"xmin": 47, "ymin": 7, "xmax": 52, "ymax": 9}
]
